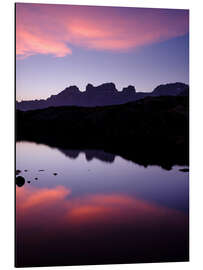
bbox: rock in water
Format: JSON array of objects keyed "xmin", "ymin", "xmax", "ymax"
[
  {"xmin": 16, "ymin": 169, "xmax": 21, "ymax": 175},
  {"xmin": 16, "ymin": 176, "xmax": 25, "ymax": 187}
]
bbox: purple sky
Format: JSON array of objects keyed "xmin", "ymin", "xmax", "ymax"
[{"xmin": 16, "ymin": 3, "xmax": 189, "ymax": 101}]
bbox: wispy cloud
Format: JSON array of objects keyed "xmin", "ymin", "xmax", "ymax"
[{"xmin": 16, "ymin": 3, "xmax": 189, "ymax": 59}]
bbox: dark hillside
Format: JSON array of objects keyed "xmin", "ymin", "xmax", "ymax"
[{"xmin": 16, "ymin": 95, "xmax": 189, "ymax": 169}]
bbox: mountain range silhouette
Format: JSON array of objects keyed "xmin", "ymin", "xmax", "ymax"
[{"xmin": 16, "ymin": 82, "xmax": 189, "ymax": 111}]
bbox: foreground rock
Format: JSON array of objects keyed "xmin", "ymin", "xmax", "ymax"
[{"xmin": 16, "ymin": 176, "xmax": 25, "ymax": 187}]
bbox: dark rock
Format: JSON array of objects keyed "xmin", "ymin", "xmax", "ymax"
[
  {"xmin": 151, "ymin": 83, "xmax": 189, "ymax": 97},
  {"xmin": 86, "ymin": 82, "xmax": 117, "ymax": 93},
  {"xmin": 53, "ymin": 173, "xmax": 58, "ymax": 176},
  {"xmin": 39, "ymin": 169, "xmax": 44, "ymax": 171},
  {"xmin": 96, "ymin": 83, "xmax": 117, "ymax": 93},
  {"xmin": 122, "ymin": 85, "xmax": 136, "ymax": 95},
  {"xmin": 16, "ymin": 169, "xmax": 21, "ymax": 175},
  {"xmin": 35, "ymin": 177, "xmax": 38, "ymax": 180},
  {"xmin": 86, "ymin": 83, "xmax": 94, "ymax": 93},
  {"xmin": 27, "ymin": 181, "xmax": 31, "ymax": 183},
  {"xmin": 16, "ymin": 176, "xmax": 25, "ymax": 187},
  {"xmin": 121, "ymin": 85, "xmax": 136, "ymax": 102},
  {"xmin": 24, "ymin": 169, "xmax": 28, "ymax": 172}
]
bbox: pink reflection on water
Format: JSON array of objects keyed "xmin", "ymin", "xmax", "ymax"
[
  {"xmin": 16, "ymin": 185, "xmax": 187, "ymax": 230},
  {"xmin": 16, "ymin": 185, "xmax": 189, "ymax": 266}
]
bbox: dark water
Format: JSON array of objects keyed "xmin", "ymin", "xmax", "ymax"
[{"xmin": 16, "ymin": 141, "xmax": 189, "ymax": 267}]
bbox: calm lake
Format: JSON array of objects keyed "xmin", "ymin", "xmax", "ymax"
[{"xmin": 16, "ymin": 141, "xmax": 189, "ymax": 267}]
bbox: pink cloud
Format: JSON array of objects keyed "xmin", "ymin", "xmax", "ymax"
[{"xmin": 16, "ymin": 3, "xmax": 189, "ymax": 59}]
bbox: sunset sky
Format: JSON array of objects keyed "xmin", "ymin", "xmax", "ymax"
[{"xmin": 16, "ymin": 3, "xmax": 189, "ymax": 101}]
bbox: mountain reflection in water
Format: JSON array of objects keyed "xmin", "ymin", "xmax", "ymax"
[
  {"xmin": 16, "ymin": 141, "xmax": 189, "ymax": 267},
  {"xmin": 59, "ymin": 149, "xmax": 115, "ymax": 163}
]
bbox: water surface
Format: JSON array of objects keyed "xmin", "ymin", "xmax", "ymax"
[{"xmin": 16, "ymin": 141, "xmax": 189, "ymax": 267}]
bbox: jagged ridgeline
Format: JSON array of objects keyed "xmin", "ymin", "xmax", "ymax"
[{"xmin": 16, "ymin": 82, "xmax": 189, "ymax": 111}]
